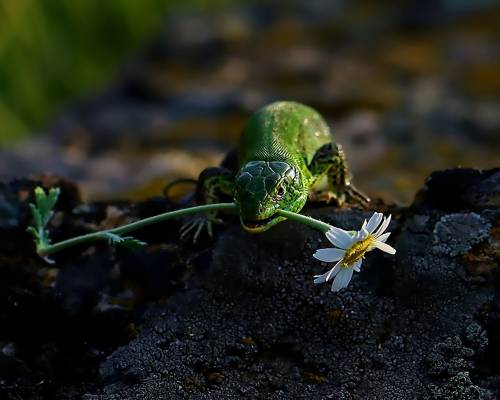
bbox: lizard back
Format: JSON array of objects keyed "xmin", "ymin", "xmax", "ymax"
[{"xmin": 238, "ymin": 101, "xmax": 331, "ymax": 170}]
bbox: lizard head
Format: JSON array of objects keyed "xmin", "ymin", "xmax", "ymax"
[{"xmin": 234, "ymin": 161, "xmax": 307, "ymax": 233}]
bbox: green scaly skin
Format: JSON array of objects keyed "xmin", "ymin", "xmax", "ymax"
[{"xmin": 179, "ymin": 101, "xmax": 368, "ymax": 240}]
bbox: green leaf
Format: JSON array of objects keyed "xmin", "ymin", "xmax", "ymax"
[
  {"xmin": 29, "ymin": 204, "xmax": 42, "ymax": 230},
  {"xmin": 46, "ymin": 188, "xmax": 60, "ymax": 212},
  {"xmin": 27, "ymin": 186, "xmax": 60, "ymax": 253},
  {"xmin": 34, "ymin": 186, "xmax": 46, "ymax": 203},
  {"xmin": 26, "ymin": 226, "xmax": 38, "ymax": 239},
  {"xmin": 102, "ymin": 232, "xmax": 123, "ymax": 245},
  {"xmin": 120, "ymin": 237, "xmax": 148, "ymax": 250},
  {"xmin": 102, "ymin": 232, "xmax": 147, "ymax": 250}
]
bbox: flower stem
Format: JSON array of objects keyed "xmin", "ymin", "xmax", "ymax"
[
  {"xmin": 37, "ymin": 203, "xmax": 237, "ymax": 256},
  {"xmin": 277, "ymin": 210, "xmax": 332, "ymax": 233},
  {"xmin": 36, "ymin": 200, "xmax": 342, "ymax": 257}
]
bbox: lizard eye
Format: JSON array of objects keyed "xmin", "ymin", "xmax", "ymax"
[{"xmin": 276, "ymin": 185, "xmax": 286, "ymax": 199}]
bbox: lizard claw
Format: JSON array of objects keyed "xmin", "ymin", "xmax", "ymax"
[
  {"xmin": 347, "ymin": 184, "xmax": 371, "ymax": 205},
  {"xmin": 179, "ymin": 212, "xmax": 223, "ymax": 244}
]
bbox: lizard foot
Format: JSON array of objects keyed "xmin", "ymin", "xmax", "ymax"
[
  {"xmin": 179, "ymin": 212, "xmax": 223, "ymax": 244},
  {"xmin": 308, "ymin": 185, "xmax": 370, "ymax": 206},
  {"xmin": 346, "ymin": 185, "xmax": 371, "ymax": 205},
  {"xmin": 308, "ymin": 190, "xmax": 344, "ymax": 205}
]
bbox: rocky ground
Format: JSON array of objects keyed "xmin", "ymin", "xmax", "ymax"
[{"xmin": 0, "ymin": 167, "xmax": 499, "ymax": 399}]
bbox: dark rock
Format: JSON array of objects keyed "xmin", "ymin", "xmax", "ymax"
[
  {"xmin": 432, "ymin": 212, "xmax": 491, "ymax": 257},
  {"xmin": 414, "ymin": 168, "xmax": 500, "ymax": 212},
  {"xmin": 426, "ymin": 372, "xmax": 494, "ymax": 400},
  {"xmin": 1, "ymin": 161, "xmax": 500, "ymax": 400},
  {"xmin": 0, "ymin": 165, "xmax": 500, "ymax": 400},
  {"xmin": 74, "ymin": 167, "xmax": 499, "ymax": 399}
]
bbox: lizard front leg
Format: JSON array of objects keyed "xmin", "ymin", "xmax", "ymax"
[
  {"xmin": 179, "ymin": 167, "xmax": 234, "ymax": 243},
  {"xmin": 308, "ymin": 143, "xmax": 369, "ymax": 205}
]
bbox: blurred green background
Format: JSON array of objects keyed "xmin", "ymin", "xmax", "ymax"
[
  {"xmin": 0, "ymin": 0, "xmax": 227, "ymax": 145},
  {"xmin": 0, "ymin": 0, "xmax": 499, "ymax": 204}
]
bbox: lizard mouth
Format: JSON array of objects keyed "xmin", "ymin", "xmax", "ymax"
[{"xmin": 241, "ymin": 215, "xmax": 277, "ymax": 232}]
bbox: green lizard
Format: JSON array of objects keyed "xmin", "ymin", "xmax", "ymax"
[{"xmin": 178, "ymin": 101, "xmax": 369, "ymax": 241}]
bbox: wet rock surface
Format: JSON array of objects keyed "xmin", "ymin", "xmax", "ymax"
[{"xmin": 0, "ymin": 167, "xmax": 499, "ymax": 399}]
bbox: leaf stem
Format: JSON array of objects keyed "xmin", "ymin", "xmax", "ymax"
[
  {"xmin": 277, "ymin": 209, "xmax": 332, "ymax": 233},
  {"xmin": 37, "ymin": 203, "xmax": 237, "ymax": 256},
  {"xmin": 36, "ymin": 200, "xmax": 341, "ymax": 258}
]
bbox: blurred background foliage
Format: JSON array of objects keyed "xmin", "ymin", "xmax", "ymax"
[
  {"xmin": 0, "ymin": 0, "xmax": 498, "ymax": 204},
  {"xmin": 0, "ymin": 0, "xmax": 228, "ymax": 145}
]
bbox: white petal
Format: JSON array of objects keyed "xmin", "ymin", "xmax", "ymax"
[
  {"xmin": 325, "ymin": 261, "xmax": 343, "ymax": 280},
  {"xmin": 361, "ymin": 219, "xmax": 367, "ymax": 230},
  {"xmin": 376, "ymin": 232, "xmax": 391, "ymax": 243},
  {"xmin": 365, "ymin": 212, "xmax": 383, "ymax": 234},
  {"xmin": 331, "ymin": 268, "xmax": 354, "ymax": 291},
  {"xmin": 314, "ymin": 261, "xmax": 341, "ymax": 284},
  {"xmin": 325, "ymin": 231, "xmax": 347, "ymax": 248},
  {"xmin": 353, "ymin": 259, "xmax": 362, "ymax": 272},
  {"xmin": 313, "ymin": 248, "xmax": 345, "ymax": 262},
  {"xmin": 326, "ymin": 227, "xmax": 354, "ymax": 249},
  {"xmin": 313, "ymin": 272, "xmax": 329, "ymax": 284},
  {"xmin": 372, "ymin": 240, "xmax": 396, "ymax": 254},
  {"xmin": 374, "ymin": 214, "xmax": 391, "ymax": 237},
  {"xmin": 352, "ymin": 230, "xmax": 361, "ymax": 241}
]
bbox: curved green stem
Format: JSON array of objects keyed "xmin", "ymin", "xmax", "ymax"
[
  {"xmin": 36, "ymin": 197, "xmax": 345, "ymax": 258},
  {"xmin": 38, "ymin": 203, "xmax": 237, "ymax": 256},
  {"xmin": 277, "ymin": 209, "xmax": 332, "ymax": 233}
]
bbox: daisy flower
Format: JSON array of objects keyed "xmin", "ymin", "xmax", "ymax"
[{"xmin": 313, "ymin": 212, "xmax": 396, "ymax": 292}]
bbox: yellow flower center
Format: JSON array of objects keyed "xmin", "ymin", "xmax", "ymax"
[{"xmin": 342, "ymin": 234, "xmax": 374, "ymax": 268}]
